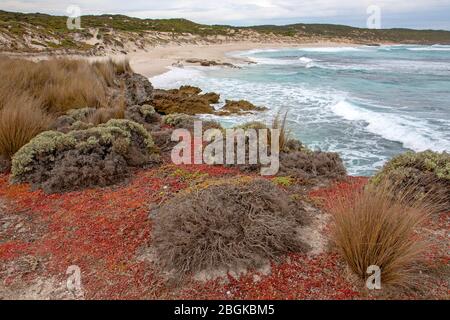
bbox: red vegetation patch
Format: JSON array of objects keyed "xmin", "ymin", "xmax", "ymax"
[
  {"xmin": 178, "ymin": 253, "xmax": 359, "ymax": 300},
  {"xmin": 0, "ymin": 171, "xmax": 448, "ymax": 299}
]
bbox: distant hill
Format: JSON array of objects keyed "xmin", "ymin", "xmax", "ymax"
[{"xmin": 1, "ymin": 10, "xmax": 449, "ymax": 54}]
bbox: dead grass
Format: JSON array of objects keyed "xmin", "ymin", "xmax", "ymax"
[
  {"xmin": 0, "ymin": 57, "xmax": 132, "ymax": 159},
  {"xmin": 330, "ymin": 182, "xmax": 437, "ymax": 290},
  {"xmin": 86, "ymin": 105, "xmax": 126, "ymax": 125},
  {"xmin": 0, "ymin": 95, "xmax": 52, "ymax": 157},
  {"xmin": 0, "ymin": 57, "xmax": 132, "ymax": 115},
  {"xmin": 272, "ymin": 110, "xmax": 291, "ymax": 152}
]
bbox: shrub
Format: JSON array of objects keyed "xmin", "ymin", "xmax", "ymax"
[
  {"xmin": 162, "ymin": 113, "xmax": 196, "ymax": 128},
  {"xmin": 152, "ymin": 179, "xmax": 310, "ymax": 279},
  {"xmin": 0, "ymin": 95, "xmax": 52, "ymax": 158},
  {"xmin": 330, "ymin": 182, "xmax": 433, "ymax": 289},
  {"xmin": 125, "ymin": 104, "xmax": 161, "ymax": 129},
  {"xmin": 278, "ymin": 150, "xmax": 347, "ymax": 180},
  {"xmin": 372, "ymin": 151, "xmax": 450, "ymax": 210},
  {"xmin": 11, "ymin": 119, "xmax": 159, "ymax": 193},
  {"xmin": 162, "ymin": 114, "xmax": 222, "ymax": 132}
]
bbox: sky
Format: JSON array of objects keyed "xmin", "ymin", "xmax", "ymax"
[{"xmin": 1, "ymin": 0, "xmax": 450, "ymax": 30}]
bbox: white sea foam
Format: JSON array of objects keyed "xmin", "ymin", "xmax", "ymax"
[
  {"xmin": 298, "ymin": 57, "xmax": 314, "ymax": 63},
  {"xmin": 299, "ymin": 47, "xmax": 363, "ymax": 53},
  {"xmin": 150, "ymin": 67, "xmax": 204, "ymax": 88},
  {"xmin": 330, "ymin": 100, "xmax": 450, "ymax": 152},
  {"xmin": 407, "ymin": 46, "xmax": 450, "ymax": 51},
  {"xmin": 247, "ymin": 56, "xmax": 294, "ymax": 65}
]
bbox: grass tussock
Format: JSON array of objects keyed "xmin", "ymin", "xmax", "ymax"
[
  {"xmin": 330, "ymin": 182, "xmax": 437, "ymax": 290},
  {"xmin": 272, "ymin": 110, "xmax": 291, "ymax": 152},
  {"xmin": 0, "ymin": 94, "xmax": 52, "ymax": 157},
  {"xmin": 0, "ymin": 57, "xmax": 132, "ymax": 160},
  {"xmin": 0, "ymin": 57, "xmax": 132, "ymax": 114}
]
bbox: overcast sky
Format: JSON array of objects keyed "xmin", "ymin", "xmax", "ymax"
[{"xmin": 2, "ymin": 0, "xmax": 450, "ymax": 30}]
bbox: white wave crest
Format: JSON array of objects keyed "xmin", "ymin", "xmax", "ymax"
[
  {"xmin": 330, "ymin": 100, "xmax": 450, "ymax": 152},
  {"xmin": 149, "ymin": 67, "xmax": 204, "ymax": 88}
]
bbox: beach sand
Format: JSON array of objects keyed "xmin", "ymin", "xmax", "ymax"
[{"xmin": 127, "ymin": 41, "xmax": 357, "ymax": 78}]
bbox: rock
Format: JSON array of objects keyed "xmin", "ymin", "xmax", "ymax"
[
  {"xmin": 185, "ymin": 58, "xmax": 239, "ymax": 69},
  {"xmin": 219, "ymin": 99, "xmax": 267, "ymax": 115},
  {"xmin": 122, "ymin": 73, "xmax": 153, "ymax": 106},
  {"xmin": 175, "ymin": 85, "xmax": 202, "ymax": 96},
  {"xmin": 151, "ymin": 86, "xmax": 218, "ymax": 115},
  {"xmin": 201, "ymin": 92, "xmax": 220, "ymax": 104}
]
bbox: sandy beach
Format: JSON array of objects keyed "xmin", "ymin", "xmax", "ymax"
[{"xmin": 127, "ymin": 41, "xmax": 358, "ymax": 78}]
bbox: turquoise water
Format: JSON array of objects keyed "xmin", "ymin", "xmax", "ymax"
[{"xmin": 151, "ymin": 45, "xmax": 450, "ymax": 176}]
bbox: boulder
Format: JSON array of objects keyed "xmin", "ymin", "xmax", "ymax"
[
  {"xmin": 122, "ymin": 73, "xmax": 154, "ymax": 106},
  {"xmin": 219, "ymin": 99, "xmax": 268, "ymax": 115}
]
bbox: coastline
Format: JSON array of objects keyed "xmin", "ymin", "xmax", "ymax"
[{"xmin": 127, "ymin": 41, "xmax": 362, "ymax": 78}]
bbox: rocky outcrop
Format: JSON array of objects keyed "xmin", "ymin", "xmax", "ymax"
[
  {"xmin": 151, "ymin": 86, "xmax": 266, "ymax": 116},
  {"xmin": 151, "ymin": 86, "xmax": 218, "ymax": 115},
  {"xmin": 218, "ymin": 99, "xmax": 268, "ymax": 115},
  {"xmin": 122, "ymin": 73, "xmax": 154, "ymax": 106},
  {"xmin": 185, "ymin": 59, "xmax": 239, "ymax": 68}
]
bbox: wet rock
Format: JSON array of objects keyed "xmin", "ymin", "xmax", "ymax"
[
  {"xmin": 185, "ymin": 58, "xmax": 239, "ymax": 69},
  {"xmin": 218, "ymin": 99, "xmax": 268, "ymax": 115}
]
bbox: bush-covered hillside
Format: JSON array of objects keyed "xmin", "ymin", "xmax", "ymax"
[{"xmin": 1, "ymin": 10, "xmax": 449, "ymax": 53}]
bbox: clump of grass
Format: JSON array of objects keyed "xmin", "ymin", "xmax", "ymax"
[
  {"xmin": 0, "ymin": 95, "xmax": 52, "ymax": 157},
  {"xmin": 272, "ymin": 110, "xmax": 291, "ymax": 152},
  {"xmin": 86, "ymin": 105, "xmax": 126, "ymax": 125},
  {"xmin": 0, "ymin": 57, "xmax": 132, "ymax": 160},
  {"xmin": 330, "ymin": 182, "xmax": 436, "ymax": 290},
  {"xmin": 92, "ymin": 58, "xmax": 133, "ymax": 86},
  {"xmin": 0, "ymin": 57, "xmax": 130, "ymax": 114}
]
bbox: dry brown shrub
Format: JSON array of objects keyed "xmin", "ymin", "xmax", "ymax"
[
  {"xmin": 152, "ymin": 179, "xmax": 310, "ymax": 279},
  {"xmin": 278, "ymin": 150, "xmax": 347, "ymax": 179},
  {"xmin": 0, "ymin": 95, "xmax": 52, "ymax": 158},
  {"xmin": 330, "ymin": 182, "xmax": 438, "ymax": 290}
]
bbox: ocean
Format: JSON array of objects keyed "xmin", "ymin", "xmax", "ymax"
[{"xmin": 150, "ymin": 45, "xmax": 450, "ymax": 176}]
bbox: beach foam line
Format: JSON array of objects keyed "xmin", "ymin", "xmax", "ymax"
[
  {"xmin": 298, "ymin": 47, "xmax": 363, "ymax": 53},
  {"xmin": 407, "ymin": 46, "xmax": 450, "ymax": 51},
  {"xmin": 330, "ymin": 100, "xmax": 450, "ymax": 152}
]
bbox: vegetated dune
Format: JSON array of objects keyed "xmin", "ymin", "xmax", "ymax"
[{"xmin": 1, "ymin": 9, "xmax": 450, "ymax": 55}]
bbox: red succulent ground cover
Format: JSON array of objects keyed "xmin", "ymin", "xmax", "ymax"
[{"xmin": 0, "ymin": 167, "xmax": 448, "ymax": 300}]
